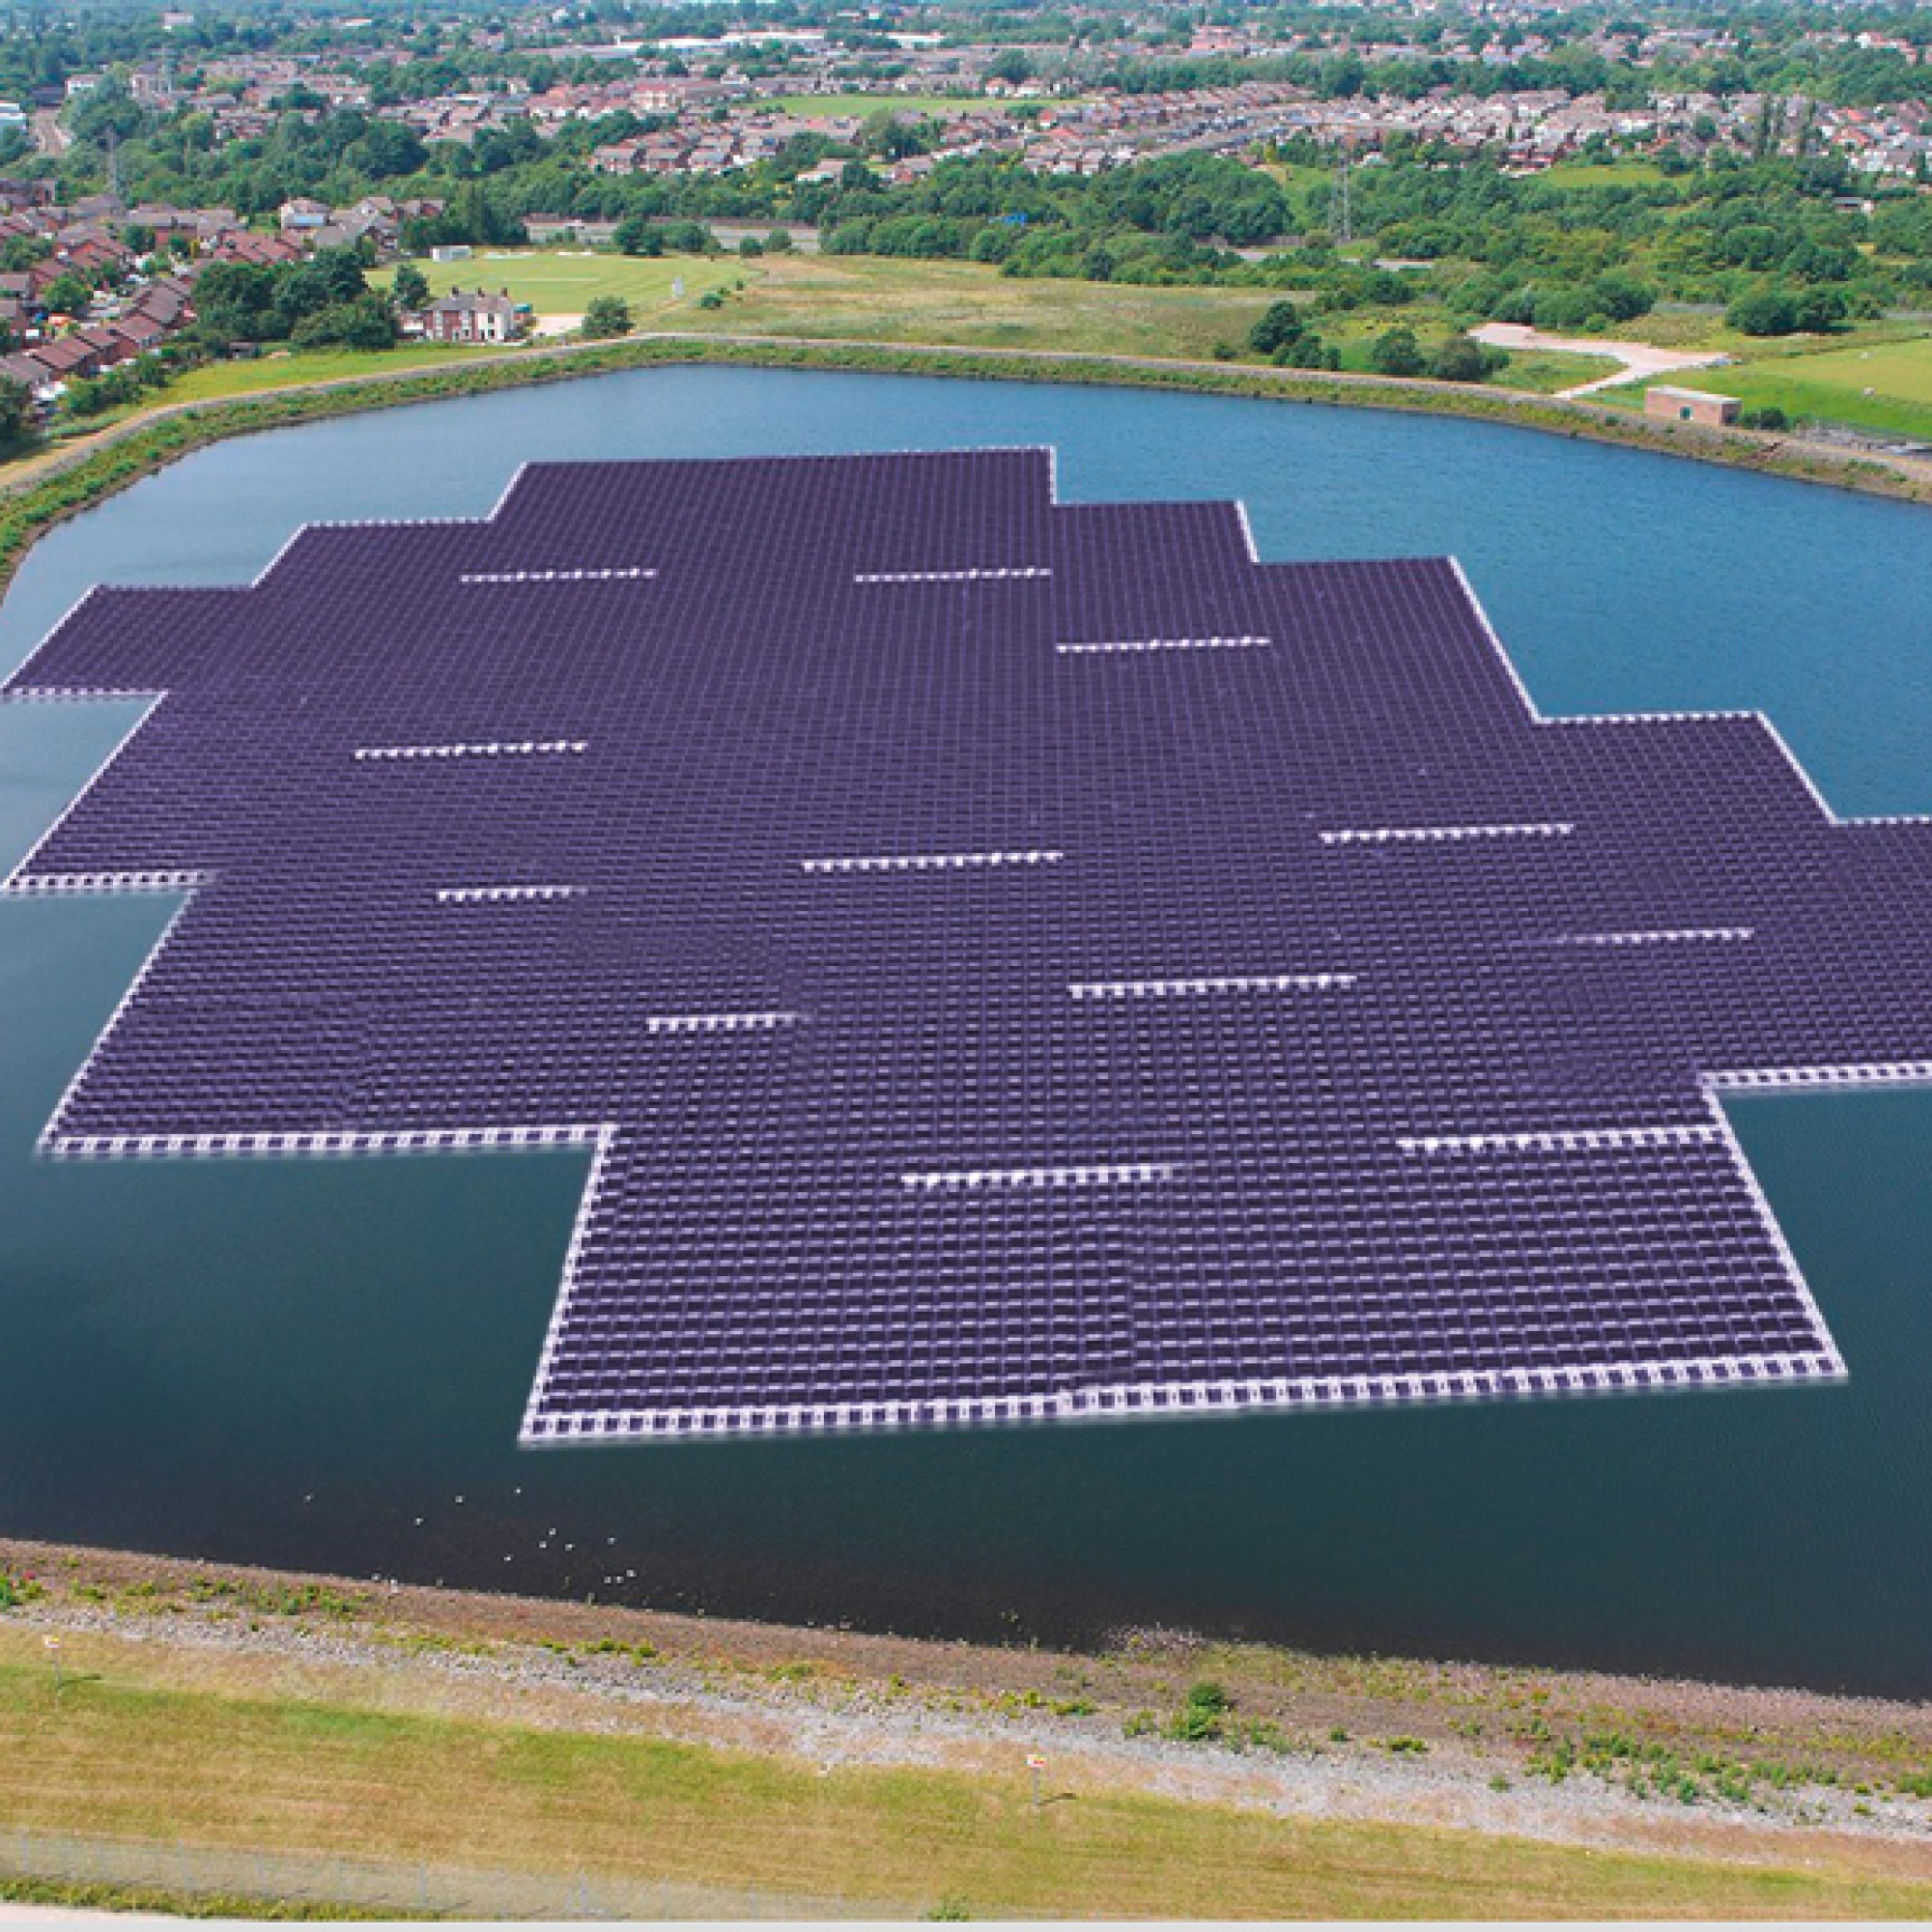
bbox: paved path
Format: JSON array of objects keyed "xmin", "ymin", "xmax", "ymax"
[{"xmin": 1474, "ymin": 322, "xmax": 1732, "ymax": 398}]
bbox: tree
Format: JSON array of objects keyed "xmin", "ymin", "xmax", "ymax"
[
  {"xmin": 614, "ymin": 214, "xmax": 662, "ymax": 257},
  {"xmin": 1588, "ymin": 271, "xmax": 1655, "ymax": 323},
  {"xmin": 987, "ymin": 49, "xmax": 1033, "ymax": 86},
  {"xmin": 42, "ymin": 271, "xmax": 92, "ymax": 316},
  {"xmin": 0, "ymin": 375, "xmax": 35, "ymax": 446},
  {"xmin": 1369, "ymin": 327, "xmax": 1426, "ymax": 378},
  {"xmin": 1725, "ymin": 286, "xmax": 1800, "ymax": 336},
  {"xmin": 291, "ymin": 294, "xmax": 397, "ymax": 351},
  {"xmin": 389, "ymin": 261, "xmax": 430, "ymax": 311},
  {"xmin": 1247, "ymin": 299, "xmax": 1305, "ymax": 358},
  {"xmin": 581, "ymin": 294, "xmax": 632, "ymax": 339},
  {"xmin": 1427, "ymin": 333, "xmax": 1505, "ymax": 384}
]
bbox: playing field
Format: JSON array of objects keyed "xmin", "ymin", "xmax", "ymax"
[{"xmin": 376, "ymin": 250, "xmax": 739, "ymax": 327}]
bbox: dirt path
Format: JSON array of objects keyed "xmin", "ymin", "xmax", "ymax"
[{"xmin": 1473, "ymin": 322, "xmax": 1733, "ymax": 398}]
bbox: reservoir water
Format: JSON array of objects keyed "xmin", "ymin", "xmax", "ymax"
[{"xmin": 3, "ymin": 367, "xmax": 1930, "ymax": 1694}]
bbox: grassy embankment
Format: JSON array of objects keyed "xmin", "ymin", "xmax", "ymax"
[
  {"xmin": 7, "ymin": 1602, "xmax": 1932, "ymax": 1921},
  {"xmin": 1, "ymin": 251, "xmax": 1926, "ymax": 602}
]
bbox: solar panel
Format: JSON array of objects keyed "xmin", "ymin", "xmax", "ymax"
[{"xmin": 8, "ymin": 446, "xmax": 1932, "ymax": 1444}]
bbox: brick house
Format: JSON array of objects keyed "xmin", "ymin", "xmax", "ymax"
[{"xmin": 419, "ymin": 289, "xmax": 524, "ymax": 345}]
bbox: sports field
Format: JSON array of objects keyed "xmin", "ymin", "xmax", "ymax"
[{"xmin": 378, "ymin": 250, "xmax": 738, "ymax": 326}]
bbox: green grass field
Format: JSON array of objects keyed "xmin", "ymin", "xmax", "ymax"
[
  {"xmin": 1601, "ymin": 333, "xmax": 1932, "ymax": 440},
  {"xmin": 8, "ymin": 1630, "xmax": 1932, "ymax": 1920},
  {"xmin": 759, "ymin": 93, "xmax": 999, "ymax": 119},
  {"xmin": 155, "ymin": 341, "xmax": 506, "ymax": 405},
  {"xmin": 678, "ymin": 251, "xmax": 1285, "ymax": 359},
  {"xmin": 1538, "ymin": 158, "xmax": 1671, "ymax": 187},
  {"xmin": 1690, "ymin": 335, "xmax": 1932, "ymax": 440},
  {"xmin": 377, "ymin": 249, "xmax": 738, "ymax": 322}
]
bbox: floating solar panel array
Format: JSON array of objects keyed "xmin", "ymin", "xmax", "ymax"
[{"xmin": 8, "ymin": 447, "xmax": 1932, "ymax": 1445}]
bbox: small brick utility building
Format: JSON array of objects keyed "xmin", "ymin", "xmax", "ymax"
[{"xmin": 1645, "ymin": 385, "xmax": 1741, "ymax": 427}]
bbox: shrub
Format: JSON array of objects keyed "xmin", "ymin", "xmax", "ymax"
[
  {"xmin": 1368, "ymin": 327, "xmax": 1426, "ymax": 378},
  {"xmin": 1726, "ymin": 287, "xmax": 1800, "ymax": 336},
  {"xmin": 1248, "ymin": 298, "xmax": 1305, "ymax": 358},
  {"xmin": 580, "ymin": 295, "xmax": 634, "ymax": 339},
  {"xmin": 1427, "ymin": 333, "xmax": 1507, "ymax": 384},
  {"xmin": 1168, "ymin": 1679, "xmax": 1232, "ymax": 1743},
  {"xmin": 0, "ymin": 1570, "xmax": 43, "ymax": 1608}
]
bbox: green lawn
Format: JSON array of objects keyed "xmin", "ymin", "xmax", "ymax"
[
  {"xmin": 156, "ymin": 341, "xmax": 508, "ymax": 405},
  {"xmin": 758, "ymin": 93, "xmax": 999, "ymax": 119},
  {"xmin": 1612, "ymin": 331, "xmax": 1932, "ymax": 440},
  {"xmin": 1492, "ymin": 348, "xmax": 1628, "ymax": 393},
  {"xmin": 374, "ymin": 249, "xmax": 738, "ymax": 323},
  {"xmin": 1539, "ymin": 158, "xmax": 1671, "ymax": 186}
]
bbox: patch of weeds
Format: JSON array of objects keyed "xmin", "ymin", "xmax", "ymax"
[
  {"xmin": 767, "ymin": 1660, "xmax": 817, "ymax": 1684},
  {"xmin": 583, "ymin": 1637, "xmax": 659, "ymax": 1664},
  {"xmin": 1122, "ymin": 1710, "xmax": 1159, "ymax": 1739},
  {"xmin": 1235, "ymin": 1719, "xmax": 1303, "ymax": 1755},
  {"xmin": 0, "ymin": 1571, "xmax": 45, "ymax": 1609},
  {"xmin": 187, "ymin": 1578, "xmax": 363, "ymax": 1621},
  {"xmin": 923, "ymin": 1895, "xmax": 972, "ymax": 1921},
  {"xmin": 1385, "ymin": 1736, "xmax": 1430, "ymax": 1755},
  {"xmin": 1328, "ymin": 1725, "xmax": 1350, "ymax": 1744},
  {"xmin": 1167, "ymin": 1680, "xmax": 1232, "ymax": 1744},
  {"xmin": 1050, "ymin": 1697, "xmax": 1095, "ymax": 1718}
]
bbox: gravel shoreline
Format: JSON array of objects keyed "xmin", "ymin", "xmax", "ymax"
[{"xmin": 5, "ymin": 1536, "xmax": 1931, "ymax": 1885}]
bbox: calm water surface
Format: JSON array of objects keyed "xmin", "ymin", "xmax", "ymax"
[{"xmin": 3, "ymin": 369, "xmax": 1930, "ymax": 1693}]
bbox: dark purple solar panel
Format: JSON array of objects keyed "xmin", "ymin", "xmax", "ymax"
[{"xmin": 8, "ymin": 447, "xmax": 1932, "ymax": 1443}]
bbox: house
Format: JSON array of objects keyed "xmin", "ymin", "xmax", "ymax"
[
  {"xmin": 73, "ymin": 323, "xmax": 135, "ymax": 366},
  {"xmin": 0, "ymin": 349, "xmax": 51, "ymax": 396},
  {"xmin": 106, "ymin": 311, "xmax": 167, "ymax": 356},
  {"xmin": 419, "ymin": 289, "xmax": 523, "ymax": 345},
  {"xmin": 24, "ymin": 335, "xmax": 101, "ymax": 383},
  {"xmin": 209, "ymin": 231, "xmax": 299, "ymax": 267},
  {"xmin": 277, "ymin": 197, "xmax": 330, "ymax": 234},
  {"xmin": 1645, "ymin": 384, "xmax": 1740, "ymax": 427}
]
